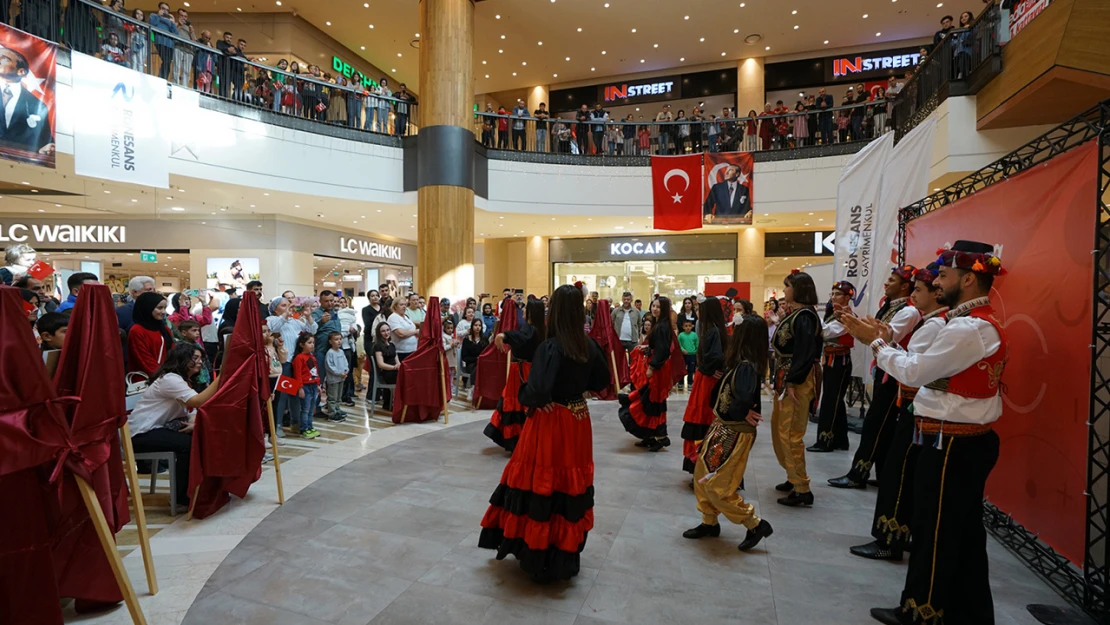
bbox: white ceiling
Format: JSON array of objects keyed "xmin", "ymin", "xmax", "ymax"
[{"xmin": 142, "ymin": 0, "xmax": 954, "ymax": 94}]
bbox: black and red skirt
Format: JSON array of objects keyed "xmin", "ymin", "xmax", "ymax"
[
  {"xmin": 628, "ymin": 348, "xmax": 648, "ymax": 390},
  {"xmin": 618, "ymin": 358, "xmax": 672, "ymax": 440},
  {"xmin": 484, "ymin": 361, "xmax": 531, "ymax": 452},
  {"xmin": 680, "ymin": 370, "xmax": 717, "ymax": 473},
  {"xmin": 478, "ymin": 400, "xmax": 594, "ymax": 582}
]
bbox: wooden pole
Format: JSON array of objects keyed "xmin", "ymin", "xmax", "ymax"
[
  {"xmin": 119, "ymin": 422, "xmax": 157, "ymax": 595},
  {"xmin": 439, "ymin": 353, "xmax": 450, "ymax": 425},
  {"xmin": 609, "ymin": 350, "xmax": 620, "ymax": 397},
  {"xmin": 185, "ymin": 485, "xmax": 200, "ymax": 521},
  {"xmin": 265, "ymin": 399, "xmax": 285, "ymax": 505},
  {"xmin": 74, "ymin": 475, "xmax": 148, "ymax": 625}
]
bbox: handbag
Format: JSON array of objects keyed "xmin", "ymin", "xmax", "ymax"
[{"xmin": 125, "ymin": 371, "xmax": 150, "ymax": 412}]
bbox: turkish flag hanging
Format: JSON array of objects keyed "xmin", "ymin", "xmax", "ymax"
[{"xmin": 652, "ymin": 154, "xmax": 703, "ymax": 231}]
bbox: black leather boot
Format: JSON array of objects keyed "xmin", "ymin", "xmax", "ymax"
[
  {"xmin": 737, "ymin": 519, "xmax": 774, "ymax": 551},
  {"xmin": 682, "ymin": 523, "xmax": 721, "ymax": 539},
  {"xmin": 777, "ymin": 490, "xmax": 814, "ymax": 507}
]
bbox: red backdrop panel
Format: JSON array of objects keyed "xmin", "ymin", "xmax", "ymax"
[
  {"xmin": 704, "ymin": 282, "xmax": 750, "ymax": 301},
  {"xmin": 904, "ymin": 141, "xmax": 1097, "ymax": 565}
]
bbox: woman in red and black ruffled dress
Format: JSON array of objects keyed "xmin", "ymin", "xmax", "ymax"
[
  {"xmin": 680, "ymin": 298, "xmax": 727, "ymax": 473},
  {"xmin": 483, "ymin": 299, "xmax": 546, "ymax": 452},
  {"xmin": 479, "ymin": 284, "xmax": 611, "ymax": 582},
  {"xmin": 619, "ymin": 296, "xmax": 676, "ymax": 452}
]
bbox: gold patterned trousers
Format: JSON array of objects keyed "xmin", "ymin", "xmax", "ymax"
[
  {"xmin": 771, "ymin": 368, "xmax": 816, "ymax": 493},
  {"xmin": 693, "ymin": 427, "xmax": 760, "ymax": 530}
]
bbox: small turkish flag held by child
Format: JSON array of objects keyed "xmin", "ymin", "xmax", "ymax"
[
  {"xmin": 26, "ymin": 260, "xmax": 54, "ymax": 280},
  {"xmin": 315, "ymin": 101, "xmax": 327, "ymax": 113},
  {"xmin": 276, "ymin": 375, "xmax": 301, "ymax": 395}
]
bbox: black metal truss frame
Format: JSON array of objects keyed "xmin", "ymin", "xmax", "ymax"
[{"xmin": 896, "ymin": 100, "xmax": 1110, "ymax": 624}]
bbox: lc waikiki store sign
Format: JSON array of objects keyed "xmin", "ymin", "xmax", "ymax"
[{"xmin": 0, "ymin": 222, "xmax": 127, "ymax": 244}]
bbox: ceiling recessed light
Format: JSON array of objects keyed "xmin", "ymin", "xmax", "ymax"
[
  {"xmin": 485, "ymin": 74, "xmax": 490, "ymax": 78},
  {"xmin": 391, "ymin": 68, "xmax": 396, "ymax": 72},
  {"xmin": 512, "ymin": 72, "xmax": 517, "ymax": 76},
  {"xmin": 734, "ymin": 28, "xmax": 739, "ymax": 33},
  {"xmin": 824, "ymin": 40, "xmax": 829, "ymax": 44},
  {"xmin": 603, "ymin": 2, "xmax": 609, "ymax": 6},
  {"xmin": 103, "ymin": 190, "xmax": 110, "ymax": 194},
  {"xmin": 631, "ymin": 28, "xmax": 637, "ymax": 33},
  {"xmin": 639, "ymin": 59, "xmax": 645, "ymax": 63},
  {"xmin": 501, "ymin": 34, "xmax": 506, "ymax": 39},
  {"xmin": 653, "ymin": 43, "xmax": 658, "ymax": 48},
  {"xmin": 37, "ymin": 209, "xmax": 44, "ymax": 212},
  {"xmin": 170, "ymin": 207, "xmax": 185, "ymax": 212},
  {"xmin": 275, "ymin": 0, "xmax": 280, "ymax": 5},
  {"xmin": 326, "ymin": 21, "xmax": 331, "ymax": 25},
  {"xmin": 499, "ymin": 49, "xmax": 504, "ymax": 53},
  {"xmin": 936, "ymin": 2, "xmax": 943, "ymax": 6},
  {"xmin": 495, "ymin": 14, "xmax": 500, "ymax": 18},
  {"xmin": 721, "ymin": 52, "xmax": 726, "ymax": 56},
  {"xmin": 553, "ymin": 73, "xmax": 558, "ymax": 77},
  {"xmin": 364, "ymin": 2, "xmax": 369, "ymax": 6},
  {"xmin": 680, "ymin": 57, "xmax": 685, "ymax": 61},
  {"xmin": 591, "ymin": 67, "xmax": 596, "ymax": 71},
  {"xmin": 376, "ymin": 209, "xmax": 382, "ymax": 212},
  {"xmin": 415, "ymin": 33, "xmax": 420, "ymax": 37},
  {"xmin": 482, "ymin": 60, "xmax": 487, "ymax": 64},
  {"xmin": 30, "ymin": 189, "xmax": 37, "ymax": 193},
  {"xmin": 601, "ymin": 50, "xmax": 606, "ymax": 54},
  {"xmin": 740, "ymin": 2, "xmax": 745, "ymax": 6},
  {"xmin": 397, "ymin": 52, "xmax": 402, "ymax": 57},
  {"xmin": 765, "ymin": 46, "xmax": 771, "ymax": 50},
  {"xmin": 876, "ymin": 32, "xmax": 882, "ymax": 36},
  {"xmin": 368, "ymin": 24, "xmax": 374, "ymax": 28},
  {"xmin": 361, "ymin": 46, "xmax": 365, "ymax": 50},
  {"xmin": 236, "ymin": 6, "xmax": 241, "ymax": 10},
  {"xmin": 565, "ymin": 56, "xmax": 570, "ymax": 60},
  {"xmin": 538, "ymin": 41, "xmax": 543, "ymax": 45},
  {"xmin": 699, "ymin": 37, "xmax": 705, "ymax": 42},
  {"xmin": 263, "ymin": 192, "xmax": 269, "ymax": 196},
  {"xmin": 614, "ymin": 226, "xmax": 624, "ymax": 230},
  {"xmin": 577, "ymin": 27, "xmax": 582, "ymax": 32},
  {"xmin": 522, "ymin": 61, "xmax": 527, "ymax": 65},
  {"xmin": 863, "ymin": 13, "xmax": 869, "ymax": 17}
]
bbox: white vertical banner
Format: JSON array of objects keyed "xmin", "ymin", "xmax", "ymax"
[
  {"xmin": 71, "ymin": 52, "xmax": 170, "ymax": 188},
  {"xmin": 871, "ymin": 117, "xmax": 939, "ymax": 321},
  {"xmin": 833, "ymin": 133, "xmax": 894, "ymax": 378}
]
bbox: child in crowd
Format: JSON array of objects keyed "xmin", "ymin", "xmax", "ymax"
[
  {"xmin": 442, "ymin": 319, "xmax": 459, "ymax": 397},
  {"xmin": 324, "ymin": 331, "xmax": 349, "ymax": 422},
  {"xmin": 36, "ymin": 312, "xmax": 68, "ymax": 351},
  {"xmin": 176, "ymin": 320, "xmax": 212, "ymax": 391},
  {"xmin": 292, "ymin": 333, "xmax": 321, "ymax": 439},
  {"xmin": 638, "ymin": 125, "xmax": 652, "ymax": 156},
  {"xmin": 265, "ymin": 331, "xmax": 287, "ymax": 438},
  {"xmin": 679, "ymin": 319, "xmax": 699, "ymax": 388}
]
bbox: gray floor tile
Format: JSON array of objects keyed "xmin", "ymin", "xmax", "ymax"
[
  {"xmin": 185, "ymin": 590, "xmax": 334, "ymax": 625},
  {"xmin": 288, "ymin": 523, "xmax": 453, "ymax": 582},
  {"xmin": 367, "ymin": 582, "xmax": 493, "ymax": 625},
  {"xmin": 481, "ymin": 599, "xmax": 578, "ymax": 625}
]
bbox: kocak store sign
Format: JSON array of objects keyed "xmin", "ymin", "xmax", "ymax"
[
  {"xmin": 340, "ymin": 236, "xmax": 403, "ymax": 261},
  {"xmin": 0, "ymin": 223, "xmax": 127, "ymax": 244},
  {"xmin": 610, "ymin": 241, "xmax": 667, "ymax": 256}
]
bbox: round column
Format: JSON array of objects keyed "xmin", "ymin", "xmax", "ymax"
[{"xmin": 417, "ymin": 0, "xmax": 475, "ymax": 299}]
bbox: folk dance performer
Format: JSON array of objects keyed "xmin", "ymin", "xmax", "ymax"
[
  {"xmin": 679, "ymin": 297, "xmax": 728, "ymax": 474},
  {"xmin": 478, "ymin": 285, "xmax": 612, "ymax": 582},
  {"xmin": 808, "ymin": 280, "xmax": 857, "ymax": 453},
  {"xmin": 844, "ymin": 241, "xmax": 1007, "ymax": 625},
  {"xmin": 829, "ymin": 266, "xmax": 922, "ymax": 489},
  {"xmin": 619, "ymin": 296, "xmax": 677, "ymax": 452},
  {"xmin": 769, "ymin": 271, "xmax": 822, "ymax": 507},
  {"xmin": 483, "ymin": 299, "xmax": 546, "ymax": 452},
  {"xmin": 849, "ymin": 265, "xmax": 947, "ymax": 562},
  {"xmin": 682, "ymin": 315, "xmax": 775, "ymax": 551}
]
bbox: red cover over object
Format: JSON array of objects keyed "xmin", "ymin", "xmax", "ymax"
[
  {"xmin": 587, "ymin": 299, "xmax": 629, "ymax": 400},
  {"xmin": 0, "ymin": 286, "xmax": 89, "ymax": 624},
  {"xmin": 392, "ymin": 296, "xmax": 450, "ymax": 423},
  {"xmin": 472, "ymin": 297, "xmax": 519, "ymax": 410},
  {"xmin": 652, "ymin": 154, "xmax": 704, "ymax": 231},
  {"xmin": 50, "ymin": 284, "xmax": 129, "ymax": 603},
  {"xmin": 188, "ymin": 291, "xmax": 267, "ymax": 519}
]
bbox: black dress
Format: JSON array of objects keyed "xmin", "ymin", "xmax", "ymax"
[{"xmin": 478, "ymin": 338, "xmax": 611, "ymax": 581}]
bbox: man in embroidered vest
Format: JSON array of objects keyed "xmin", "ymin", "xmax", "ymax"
[
  {"xmin": 829, "ymin": 265, "xmax": 922, "ymax": 489},
  {"xmin": 808, "ymin": 280, "xmax": 857, "ymax": 453},
  {"xmin": 844, "ymin": 264, "xmax": 947, "ymax": 563},
  {"xmin": 847, "ymin": 241, "xmax": 1007, "ymax": 625}
]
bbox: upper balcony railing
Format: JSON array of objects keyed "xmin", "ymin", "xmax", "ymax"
[
  {"xmin": 40, "ymin": 0, "xmax": 419, "ymax": 136},
  {"xmin": 892, "ymin": 2, "xmax": 1003, "ymax": 140},
  {"xmin": 471, "ymin": 100, "xmax": 883, "ymax": 160},
  {"xmin": 9, "ymin": 0, "xmax": 999, "ymax": 164}
]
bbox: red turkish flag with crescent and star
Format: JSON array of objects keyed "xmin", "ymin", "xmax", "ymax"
[
  {"xmin": 275, "ymin": 374, "xmax": 301, "ymax": 396},
  {"xmin": 652, "ymin": 154, "xmax": 703, "ymax": 231}
]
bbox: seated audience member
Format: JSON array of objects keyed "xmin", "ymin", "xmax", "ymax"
[
  {"xmin": 370, "ymin": 321, "xmax": 399, "ymax": 408},
  {"xmin": 118, "ymin": 276, "xmax": 156, "ymax": 331},
  {"xmin": 57, "ymin": 271, "xmax": 99, "ymax": 313},
  {"xmin": 36, "ymin": 312, "xmax": 68, "ymax": 351},
  {"xmin": 128, "ymin": 292, "xmax": 175, "ymax": 375},
  {"xmin": 128, "ymin": 343, "xmax": 221, "ymax": 508}
]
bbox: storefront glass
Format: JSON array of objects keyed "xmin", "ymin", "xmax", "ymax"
[
  {"xmin": 553, "ymin": 259, "xmax": 733, "ymax": 302},
  {"xmin": 314, "ymin": 255, "xmax": 413, "ymax": 300}
]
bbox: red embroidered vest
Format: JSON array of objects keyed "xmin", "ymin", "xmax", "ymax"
[{"xmin": 925, "ymin": 305, "xmax": 1008, "ymax": 399}]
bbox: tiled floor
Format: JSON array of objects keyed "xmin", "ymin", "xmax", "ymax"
[{"xmin": 164, "ymin": 396, "xmax": 1065, "ymax": 625}]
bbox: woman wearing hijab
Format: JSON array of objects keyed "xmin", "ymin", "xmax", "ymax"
[{"xmin": 128, "ymin": 291, "xmax": 175, "ymax": 375}]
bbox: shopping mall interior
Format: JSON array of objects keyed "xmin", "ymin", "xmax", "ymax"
[{"xmin": 2, "ymin": 0, "xmax": 1108, "ymax": 623}]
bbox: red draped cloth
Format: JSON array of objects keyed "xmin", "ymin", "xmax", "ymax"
[
  {"xmin": 587, "ymin": 299, "xmax": 629, "ymax": 401},
  {"xmin": 188, "ymin": 291, "xmax": 267, "ymax": 519},
  {"xmin": 0, "ymin": 287, "xmax": 93, "ymax": 624},
  {"xmin": 50, "ymin": 284, "xmax": 129, "ymax": 605},
  {"xmin": 392, "ymin": 296, "xmax": 450, "ymax": 424},
  {"xmin": 473, "ymin": 298, "xmax": 518, "ymax": 410}
]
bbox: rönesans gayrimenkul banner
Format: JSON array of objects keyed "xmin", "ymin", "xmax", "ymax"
[
  {"xmin": 71, "ymin": 52, "xmax": 170, "ymax": 188},
  {"xmin": 833, "ymin": 133, "xmax": 893, "ymax": 379}
]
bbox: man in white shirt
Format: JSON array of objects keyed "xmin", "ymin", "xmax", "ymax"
[
  {"xmin": 847, "ymin": 265, "xmax": 947, "ymax": 563},
  {"xmin": 610, "ymin": 291, "xmax": 642, "ymax": 353},
  {"xmin": 829, "ymin": 265, "xmax": 921, "ymax": 489},
  {"xmin": 843, "ymin": 241, "xmax": 1006, "ymax": 625}
]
